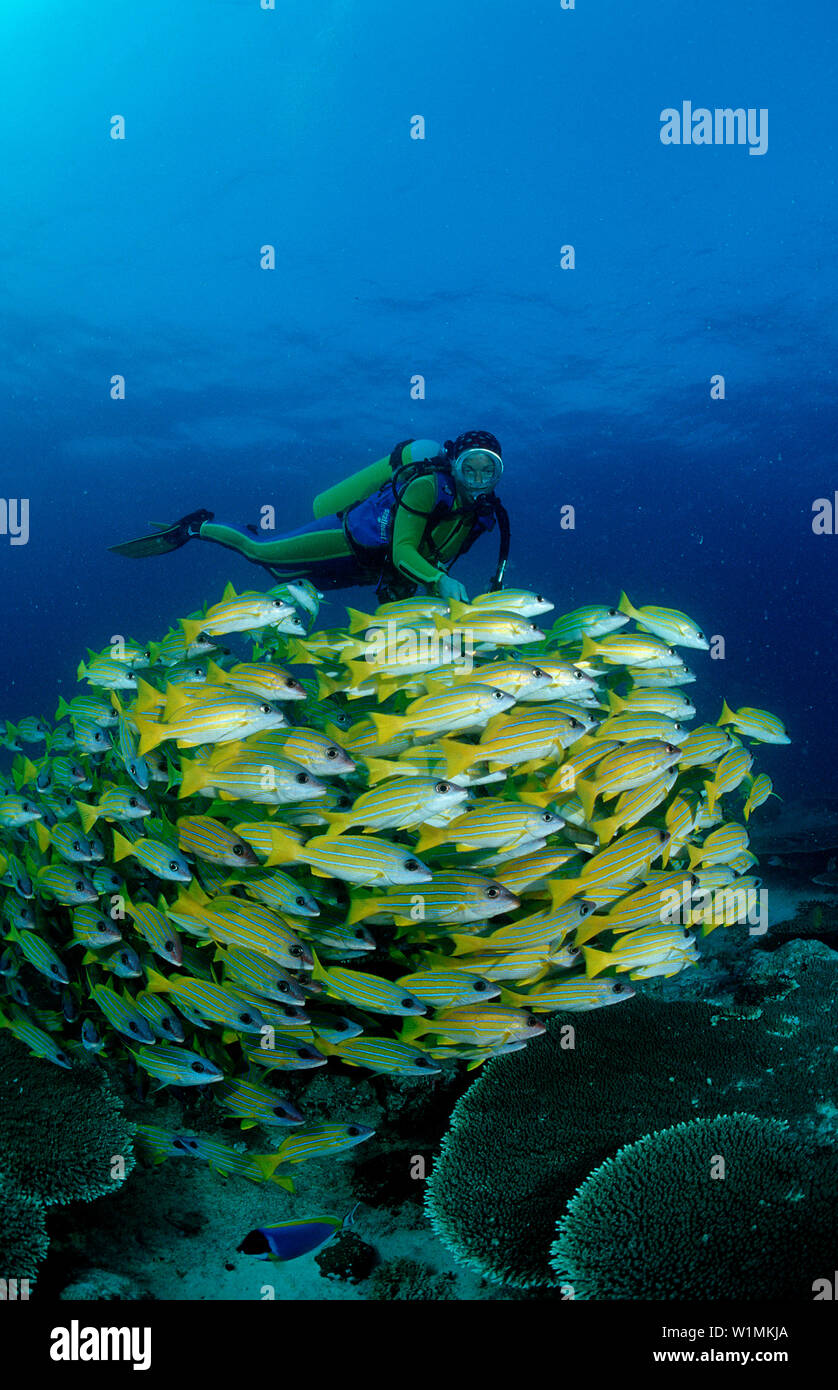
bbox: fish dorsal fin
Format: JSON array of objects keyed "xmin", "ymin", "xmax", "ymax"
[{"xmin": 223, "ymin": 582, "xmax": 237, "ymax": 601}]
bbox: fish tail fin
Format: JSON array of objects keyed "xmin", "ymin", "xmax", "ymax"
[
  {"xmin": 135, "ymin": 677, "xmax": 162, "ymax": 714},
  {"xmin": 178, "ymin": 759, "xmax": 208, "ymax": 800},
  {"xmin": 288, "ymin": 638, "xmax": 318, "ymax": 666},
  {"xmin": 703, "ymin": 781, "xmax": 719, "ymax": 818},
  {"xmin": 34, "ymin": 822, "xmax": 51, "ymax": 854},
  {"xmin": 594, "ymin": 813, "xmax": 618, "ymax": 846},
  {"xmin": 265, "ymin": 830, "xmax": 300, "ymax": 867},
  {"xmin": 342, "ymin": 659, "xmax": 373, "ymax": 689},
  {"xmin": 440, "ymin": 738, "xmax": 477, "ymax": 780},
  {"xmin": 399, "ymin": 1017, "xmax": 427, "ymax": 1044},
  {"xmin": 579, "ymin": 635, "xmax": 599, "ymax": 660},
  {"xmin": 14, "ymin": 757, "xmax": 38, "ymax": 790},
  {"xmin": 76, "ymin": 661, "xmax": 87, "ymax": 682},
  {"xmin": 414, "ymin": 825, "xmax": 448, "ymax": 853},
  {"xmin": 718, "ymin": 699, "xmax": 735, "ymax": 727},
  {"xmin": 320, "ymin": 812, "xmax": 352, "ymax": 838},
  {"xmin": 145, "ymin": 967, "xmax": 173, "ymax": 994},
  {"xmin": 135, "ymin": 714, "xmax": 165, "ymax": 755},
  {"xmin": 309, "ymin": 949, "xmax": 328, "ymax": 985},
  {"xmin": 582, "ymin": 945, "xmax": 612, "ymax": 979},
  {"xmin": 549, "ymin": 879, "xmax": 579, "ymax": 909},
  {"xmin": 607, "ymin": 690, "xmax": 626, "ymax": 714},
  {"xmin": 345, "ymin": 895, "xmax": 371, "ymax": 926},
  {"xmin": 76, "ymin": 802, "xmax": 100, "ymax": 834},
  {"xmin": 499, "ymin": 987, "xmax": 526, "ymax": 1006},
  {"xmin": 316, "ymin": 672, "xmax": 341, "ymax": 700},
  {"xmin": 111, "ymin": 830, "xmax": 135, "ymax": 862},
  {"xmin": 360, "ymin": 757, "xmax": 404, "ymax": 787},
  {"xmin": 576, "ymin": 777, "xmax": 598, "ymax": 824},
  {"xmin": 446, "ymin": 599, "xmax": 471, "ymax": 623},
  {"xmin": 447, "ymin": 933, "xmax": 484, "ymax": 956},
  {"xmin": 369, "ymin": 713, "xmax": 405, "ymax": 744},
  {"xmin": 205, "ymin": 660, "xmax": 229, "ymax": 685},
  {"xmin": 687, "ymin": 844, "xmax": 704, "ymax": 870},
  {"xmin": 180, "ymin": 617, "xmax": 205, "ymax": 650},
  {"xmin": 617, "ymin": 591, "xmax": 637, "ymax": 621},
  {"xmin": 346, "ymin": 607, "xmax": 378, "ymax": 635}
]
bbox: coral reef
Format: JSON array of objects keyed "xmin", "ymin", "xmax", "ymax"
[
  {"xmin": 0, "ymin": 1033, "xmax": 134, "ymax": 1207},
  {"xmin": 367, "ymin": 1255, "xmax": 456, "ymax": 1300},
  {"xmin": 0, "ymin": 1170, "xmax": 49, "ymax": 1288},
  {"xmin": 427, "ymin": 950, "xmax": 838, "ymax": 1288},
  {"xmin": 551, "ymin": 1114, "xmax": 838, "ymax": 1300}
]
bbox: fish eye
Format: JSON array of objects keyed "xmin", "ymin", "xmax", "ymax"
[
  {"xmin": 326, "ymin": 747, "xmax": 338, "ymax": 759},
  {"xmin": 404, "ymin": 858, "xmax": 421, "ymax": 872},
  {"xmin": 492, "ymin": 689, "xmax": 504, "ymax": 700},
  {"xmin": 541, "ymin": 812, "xmax": 553, "ymax": 823},
  {"xmin": 290, "ymin": 945, "xmax": 303, "ymax": 958},
  {"xmin": 473, "ymin": 980, "xmax": 489, "ymax": 992},
  {"xmin": 129, "ymin": 763, "xmax": 138, "ymax": 777},
  {"xmin": 129, "ymin": 1022, "xmax": 140, "ymax": 1033},
  {"xmin": 168, "ymin": 860, "xmax": 181, "ymax": 872},
  {"xmin": 571, "ymin": 719, "xmax": 582, "ymax": 729},
  {"xmin": 416, "ymin": 1057, "xmax": 433, "ymax": 1068},
  {"xmin": 72, "ymin": 840, "xmax": 82, "ymax": 851},
  {"xmin": 241, "ymin": 1013, "xmax": 256, "ymax": 1025},
  {"xmin": 295, "ymin": 1047, "xmax": 309, "ymax": 1058},
  {"xmin": 347, "ymin": 1125, "xmax": 362, "ymax": 1136},
  {"xmin": 165, "ymin": 940, "xmax": 175, "ymax": 951},
  {"xmin": 486, "ymin": 886, "xmax": 500, "ymax": 898},
  {"xmin": 294, "ymin": 896, "xmax": 306, "ymax": 907},
  {"xmin": 233, "ymin": 844, "xmax": 244, "ymax": 856},
  {"xmin": 129, "ymin": 797, "xmax": 139, "ymax": 808},
  {"xmin": 272, "ymin": 1104, "xmax": 287, "ymax": 1116},
  {"xmin": 295, "ymin": 773, "xmax": 310, "ymax": 784},
  {"xmin": 190, "ymin": 1060, "xmax": 205, "ymax": 1072},
  {"xmin": 434, "ymin": 781, "xmax": 451, "ymax": 793},
  {"xmin": 525, "ymin": 1015, "xmax": 539, "ymax": 1027},
  {"xmin": 401, "ymin": 997, "xmax": 414, "ymax": 1008},
  {"xmin": 75, "ymin": 880, "xmax": 85, "ymax": 891},
  {"xmin": 260, "ymin": 703, "xmax": 272, "ymax": 715},
  {"xmin": 194, "ymin": 667, "xmax": 205, "ymax": 677},
  {"xmin": 613, "ymin": 983, "xmax": 630, "ymax": 993},
  {"xmin": 353, "ymin": 929, "xmax": 365, "ymax": 939}
]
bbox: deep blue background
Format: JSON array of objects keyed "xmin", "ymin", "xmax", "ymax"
[{"xmin": 1, "ymin": 0, "xmax": 835, "ymax": 799}]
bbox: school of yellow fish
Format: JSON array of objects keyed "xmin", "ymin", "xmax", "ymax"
[{"xmin": 0, "ymin": 582, "xmax": 790, "ymax": 1189}]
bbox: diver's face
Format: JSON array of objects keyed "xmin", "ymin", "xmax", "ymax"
[{"xmin": 455, "ymin": 449, "xmax": 502, "ymax": 498}]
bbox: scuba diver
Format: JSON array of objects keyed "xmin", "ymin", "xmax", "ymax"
[{"xmin": 110, "ymin": 431, "xmax": 510, "ymax": 604}]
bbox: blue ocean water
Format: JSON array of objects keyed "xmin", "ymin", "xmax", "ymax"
[{"xmin": 2, "ymin": 0, "xmax": 835, "ymax": 800}]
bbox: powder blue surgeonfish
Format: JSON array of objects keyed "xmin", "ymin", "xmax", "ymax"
[{"xmin": 237, "ymin": 1205, "xmax": 358, "ymax": 1262}]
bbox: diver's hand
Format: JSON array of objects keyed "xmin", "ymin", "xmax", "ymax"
[{"xmin": 436, "ymin": 574, "xmax": 469, "ymax": 604}]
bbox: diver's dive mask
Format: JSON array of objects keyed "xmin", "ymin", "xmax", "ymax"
[{"xmin": 451, "ymin": 448, "xmax": 504, "ymax": 498}]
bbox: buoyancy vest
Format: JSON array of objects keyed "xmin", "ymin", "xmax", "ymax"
[{"xmin": 341, "ymin": 441, "xmax": 497, "ymax": 562}]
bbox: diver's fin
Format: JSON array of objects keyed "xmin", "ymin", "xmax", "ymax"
[{"xmin": 109, "ymin": 510, "xmax": 214, "ymax": 558}]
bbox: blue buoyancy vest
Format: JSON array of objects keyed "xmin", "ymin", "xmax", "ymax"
[{"xmin": 342, "ymin": 453, "xmax": 496, "ymax": 559}]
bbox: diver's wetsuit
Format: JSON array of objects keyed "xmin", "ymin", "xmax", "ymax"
[{"xmin": 198, "ymin": 440, "xmax": 498, "ymax": 599}]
